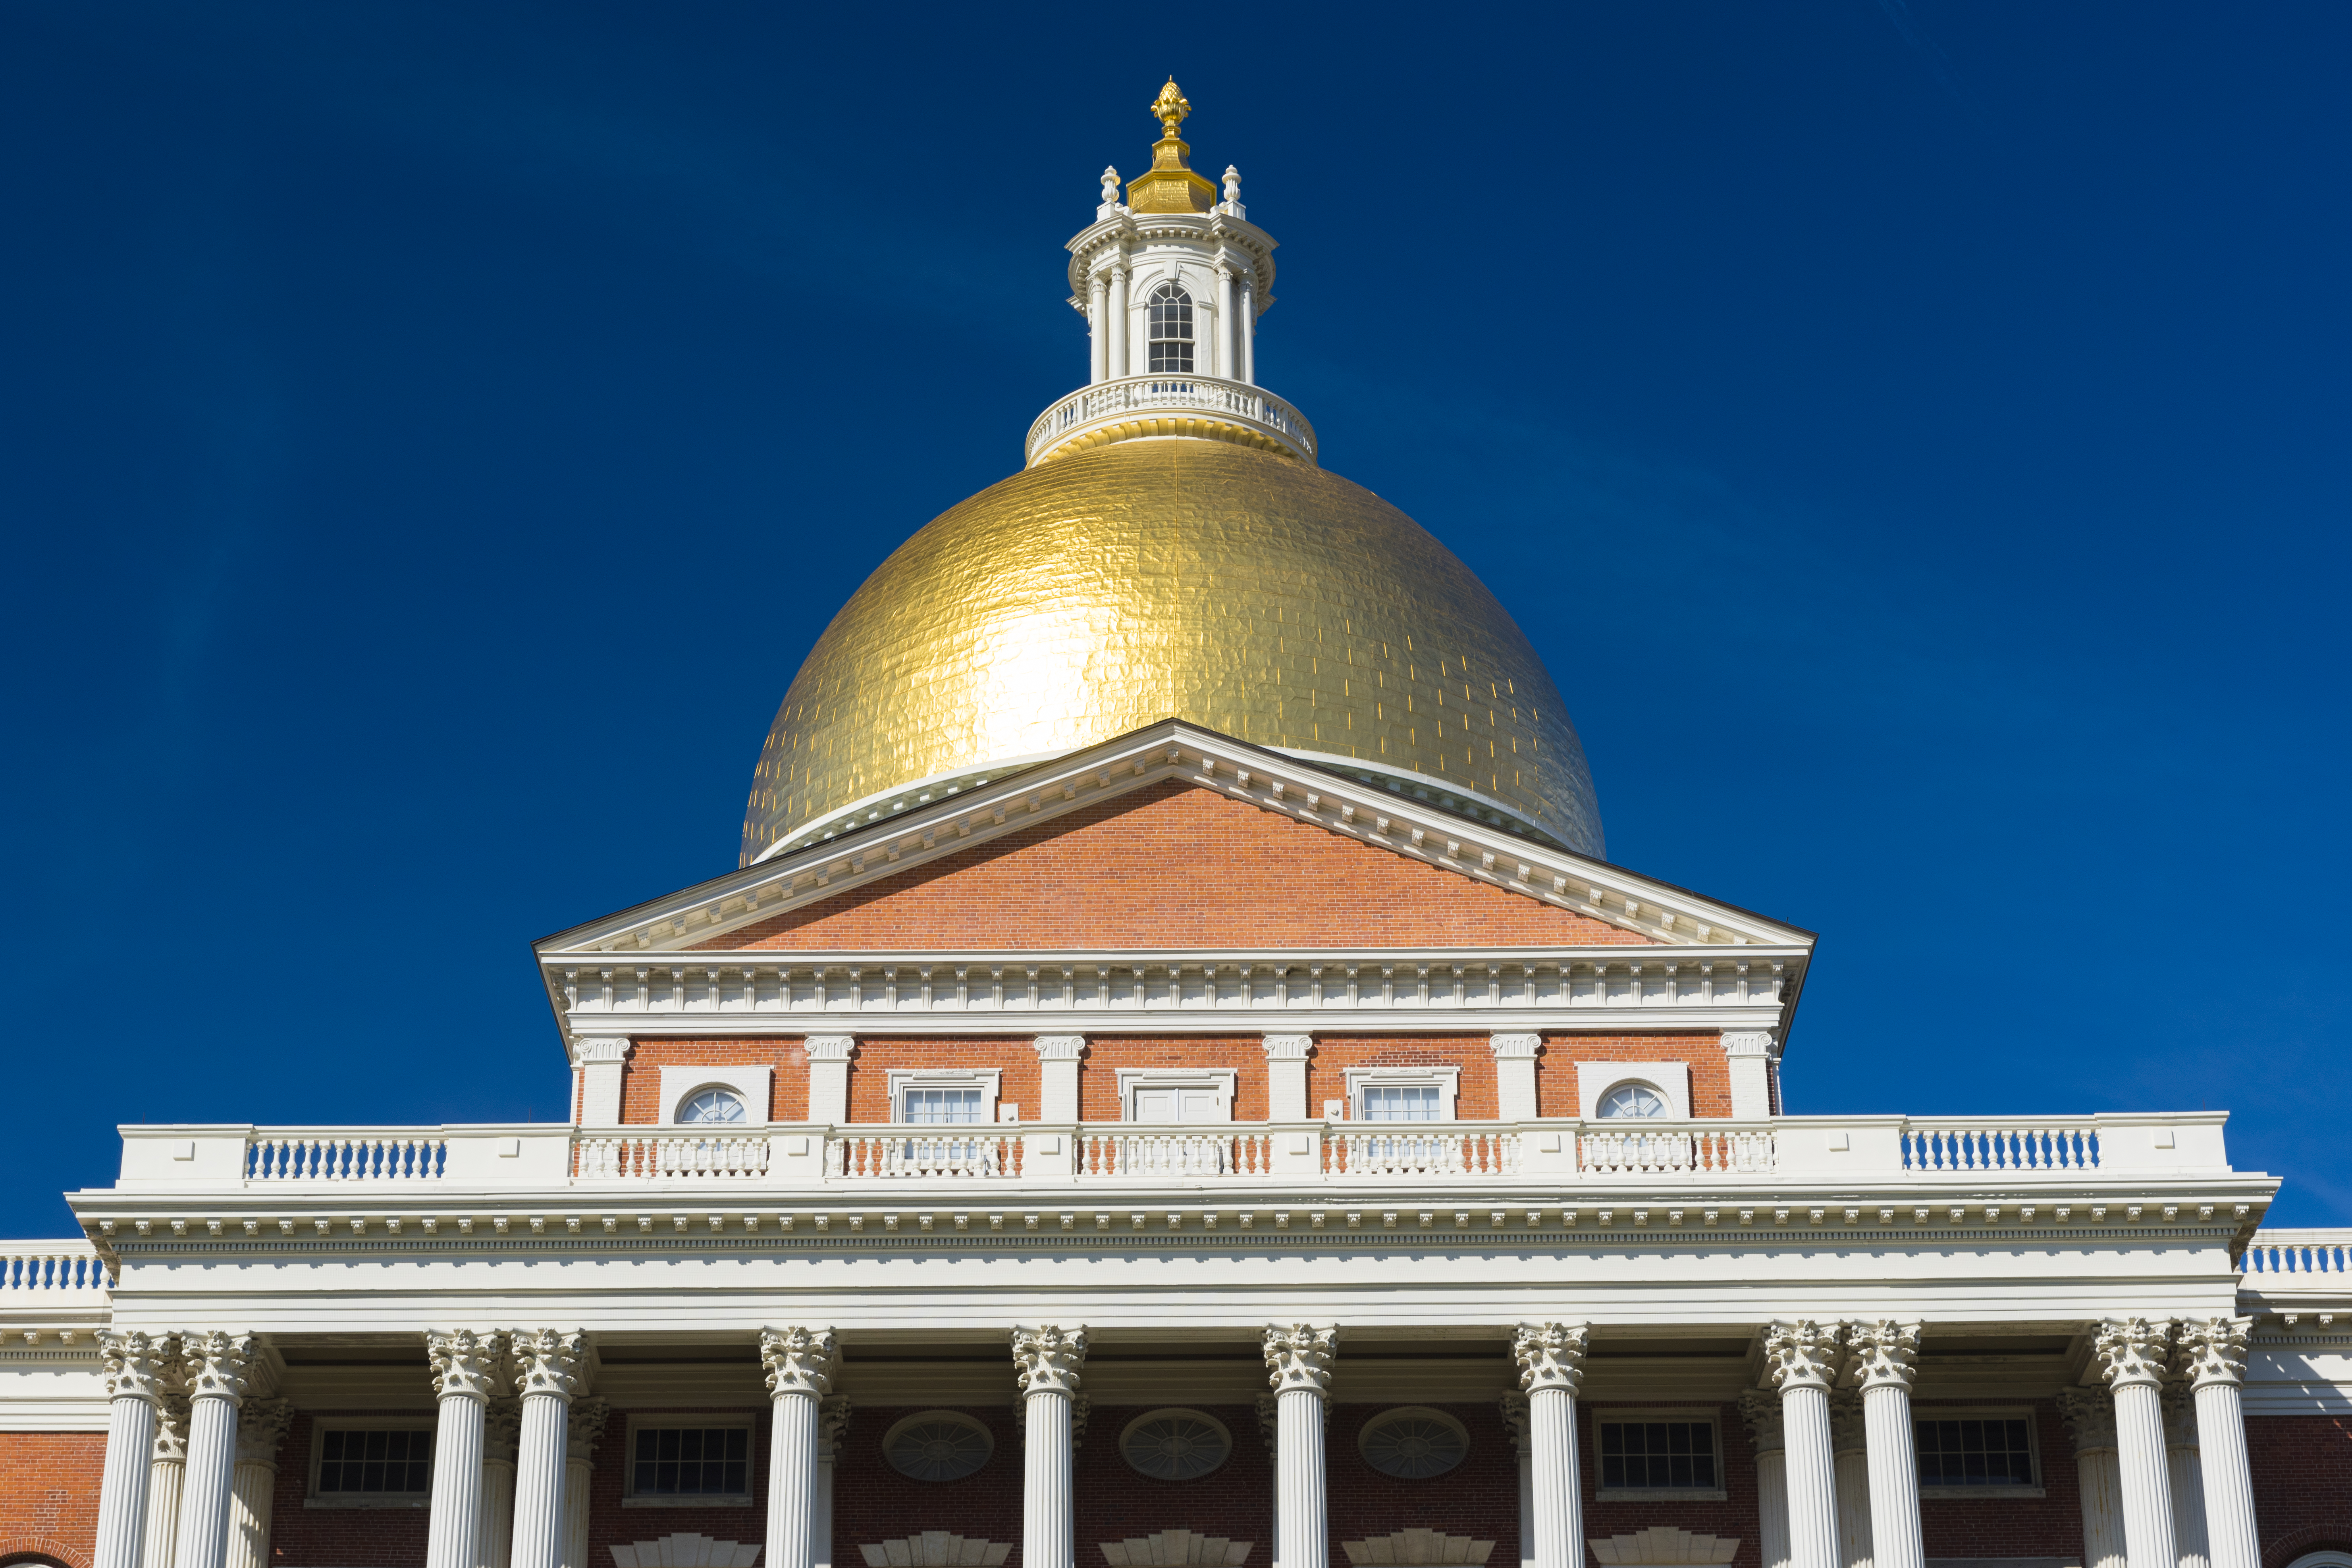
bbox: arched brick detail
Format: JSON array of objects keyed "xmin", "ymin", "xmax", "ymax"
[
  {"xmin": 2262, "ymin": 1525, "xmax": 2352, "ymax": 1568},
  {"xmin": 0, "ymin": 1536, "xmax": 91, "ymax": 1568}
]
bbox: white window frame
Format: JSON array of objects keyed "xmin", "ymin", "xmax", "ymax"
[
  {"xmin": 1591, "ymin": 1406, "xmax": 1728, "ymax": 1502},
  {"xmin": 1914, "ymin": 1404, "xmax": 2045, "ymax": 1499},
  {"xmin": 1344, "ymin": 1065, "xmax": 1461, "ymax": 1122},
  {"xmin": 621, "ymin": 1412, "xmax": 758, "ymax": 1508},
  {"xmin": 887, "ymin": 1069, "xmax": 1002, "ymax": 1125},
  {"xmin": 1577, "ymin": 1062, "xmax": 1692, "ymax": 1121},
  {"xmin": 658, "ymin": 1065, "xmax": 772, "ymax": 1128},
  {"xmin": 305, "ymin": 1415, "xmax": 437, "ymax": 1509},
  {"xmin": 1116, "ymin": 1069, "xmax": 1237, "ymax": 1123}
]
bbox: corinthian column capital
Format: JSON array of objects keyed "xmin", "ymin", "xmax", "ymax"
[
  {"xmin": 510, "ymin": 1328, "xmax": 588, "ymax": 1402},
  {"xmin": 2092, "ymin": 1317, "xmax": 2173, "ymax": 1389},
  {"xmin": 180, "ymin": 1331, "xmax": 259, "ymax": 1405},
  {"xmin": 760, "ymin": 1327, "xmax": 841, "ymax": 1398},
  {"xmin": 2173, "ymin": 1315, "xmax": 2252, "ymax": 1389},
  {"xmin": 1840, "ymin": 1320, "xmax": 1921, "ymax": 1389},
  {"xmin": 426, "ymin": 1329, "xmax": 507, "ymax": 1402},
  {"xmin": 1736, "ymin": 1389, "xmax": 1785, "ymax": 1453},
  {"xmin": 1512, "ymin": 1322, "xmax": 1588, "ymax": 1394},
  {"xmin": 819, "ymin": 1396, "xmax": 854, "ymax": 1449},
  {"xmin": 235, "ymin": 1397, "xmax": 293, "ymax": 1468},
  {"xmin": 99, "ymin": 1329, "xmax": 173, "ymax": 1405},
  {"xmin": 1012, "ymin": 1325, "xmax": 1089, "ymax": 1396},
  {"xmin": 1762, "ymin": 1320, "xmax": 1843, "ymax": 1391},
  {"xmin": 567, "ymin": 1396, "xmax": 612, "ymax": 1463},
  {"xmin": 1263, "ymin": 1323, "xmax": 1337, "ymax": 1396},
  {"xmin": 2055, "ymin": 1387, "xmax": 2119, "ymax": 1452}
]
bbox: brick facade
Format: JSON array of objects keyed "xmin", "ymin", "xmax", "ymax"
[
  {"xmin": 269, "ymin": 1409, "xmax": 434, "ymax": 1566},
  {"xmin": 2249, "ymin": 1412, "xmax": 2352, "ymax": 1568},
  {"xmin": 0, "ymin": 1432, "xmax": 101, "ymax": 1568}
]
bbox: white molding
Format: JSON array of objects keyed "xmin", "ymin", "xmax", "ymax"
[
  {"xmin": 659, "ymin": 1066, "xmax": 772, "ymax": 1129},
  {"xmin": 1116, "ymin": 1070, "xmax": 1238, "ymax": 1123},
  {"xmin": 1344, "ymin": 1065, "xmax": 1461, "ymax": 1122},
  {"xmin": 884, "ymin": 1068, "xmax": 1002, "ymax": 1124},
  {"xmin": 1579, "ymin": 1063, "xmax": 1692, "ymax": 1123}
]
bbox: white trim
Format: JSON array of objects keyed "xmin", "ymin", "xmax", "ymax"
[
  {"xmin": 307, "ymin": 1414, "xmax": 436, "ymax": 1506},
  {"xmin": 1913, "ymin": 1402, "xmax": 2043, "ymax": 1496},
  {"xmin": 1590, "ymin": 1406, "xmax": 1727, "ymax": 1502},
  {"xmin": 1578, "ymin": 1063, "xmax": 1691, "ymax": 1123},
  {"xmin": 886, "ymin": 1069, "xmax": 1002, "ymax": 1125},
  {"xmin": 1344, "ymin": 1065, "xmax": 1460, "ymax": 1122},
  {"xmin": 1116, "ymin": 1069, "xmax": 1237, "ymax": 1123},
  {"xmin": 658, "ymin": 1065, "xmax": 772, "ymax": 1129},
  {"xmin": 621, "ymin": 1412, "xmax": 757, "ymax": 1506}
]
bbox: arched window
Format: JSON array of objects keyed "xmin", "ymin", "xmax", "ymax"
[
  {"xmin": 1598, "ymin": 1083, "xmax": 1668, "ymax": 1119},
  {"xmin": 1147, "ymin": 282, "xmax": 1193, "ymax": 373},
  {"xmin": 677, "ymin": 1088, "xmax": 747, "ymax": 1125}
]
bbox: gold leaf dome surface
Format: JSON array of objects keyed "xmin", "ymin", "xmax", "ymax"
[{"xmin": 742, "ymin": 441, "xmax": 1603, "ymax": 865}]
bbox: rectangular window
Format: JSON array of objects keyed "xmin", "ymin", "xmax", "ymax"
[
  {"xmin": 316, "ymin": 1426, "xmax": 433, "ymax": 1497},
  {"xmin": 1916, "ymin": 1416, "xmax": 2037, "ymax": 1488},
  {"xmin": 1360, "ymin": 1083, "xmax": 1442, "ymax": 1122},
  {"xmin": 631, "ymin": 1423, "xmax": 752, "ymax": 1498},
  {"xmin": 1597, "ymin": 1419, "xmax": 1718, "ymax": 1491},
  {"xmin": 902, "ymin": 1087, "xmax": 983, "ymax": 1124}
]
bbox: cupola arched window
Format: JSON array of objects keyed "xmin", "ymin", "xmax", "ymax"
[{"xmin": 1147, "ymin": 282, "xmax": 1194, "ymax": 373}]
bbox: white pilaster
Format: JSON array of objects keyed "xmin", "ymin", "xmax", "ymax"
[
  {"xmin": 481, "ymin": 1398, "xmax": 522, "ymax": 1568},
  {"xmin": 2060, "ymin": 1389, "xmax": 2128, "ymax": 1568},
  {"xmin": 763, "ymin": 1327, "xmax": 842, "ymax": 1568},
  {"xmin": 1216, "ymin": 267, "xmax": 1237, "ymax": 379},
  {"xmin": 817, "ymin": 1398, "xmax": 852, "ymax": 1568},
  {"xmin": 97, "ymin": 1332, "xmax": 170, "ymax": 1568},
  {"xmin": 571, "ymin": 1037, "xmax": 630, "ymax": 1128},
  {"xmin": 425, "ymin": 1332, "xmax": 505, "ymax": 1568},
  {"xmin": 2175, "ymin": 1318, "xmax": 2259, "ymax": 1568},
  {"xmin": 1089, "ymin": 268, "xmax": 1109, "ymax": 385},
  {"xmin": 1490, "ymin": 1035, "xmax": 1541, "ymax": 1121},
  {"xmin": 561, "ymin": 1398, "xmax": 610, "ymax": 1568},
  {"xmin": 1265, "ymin": 1326, "xmax": 1334, "ymax": 1568},
  {"xmin": 1033, "ymin": 1035, "xmax": 1087, "ymax": 1123},
  {"xmin": 1740, "ymin": 1392, "xmax": 1792, "ymax": 1568},
  {"xmin": 1766, "ymin": 1321, "xmax": 1844, "ymax": 1568},
  {"xmin": 1108, "ymin": 264, "xmax": 1131, "ymax": 379},
  {"xmin": 225, "ymin": 1397, "xmax": 290, "ymax": 1568},
  {"xmin": 2096, "ymin": 1320, "xmax": 2180, "ymax": 1568},
  {"xmin": 1241, "ymin": 281, "xmax": 1257, "ymax": 385},
  {"xmin": 508, "ymin": 1330, "xmax": 586, "ymax": 1568},
  {"xmin": 173, "ymin": 1333, "xmax": 256, "ymax": 1568},
  {"xmin": 806, "ymin": 1036, "xmax": 855, "ymax": 1125},
  {"xmin": 1263, "ymin": 1034, "xmax": 1313, "ymax": 1121},
  {"xmin": 1512, "ymin": 1324, "xmax": 1586, "ymax": 1568},
  {"xmin": 1724, "ymin": 1031, "xmax": 1780, "ymax": 1119},
  {"xmin": 1014, "ymin": 1326, "xmax": 1089, "ymax": 1568},
  {"xmin": 1843, "ymin": 1322, "xmax": 1922, "ymax": 1568}
]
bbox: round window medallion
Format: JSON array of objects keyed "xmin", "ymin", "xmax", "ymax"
[
  {"xmin": 883, "ymin": 1410, "xmax": 994, "ymax": 1482},
  {"xmin": 1120, "ymin": 1408, "xmax": 1233, "ymax": 1481},
  {"xmin": 1358, "ymin": 1406, "xmax": 1469, "ymax": 1479}
]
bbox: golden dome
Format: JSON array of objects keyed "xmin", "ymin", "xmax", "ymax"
[{"xmin": 741, "ymin": 440, "xmax": 1603, "ymax": 865}]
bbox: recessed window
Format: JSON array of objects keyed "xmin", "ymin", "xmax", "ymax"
[
  {"xmin": 1361, "ymin": 1084, "xmax": 1442, "ymax": 1122},
  {"xmin": 678, "ymin": 1088, "xmax": 747, "ymax": 1124},
  {"xmin": 630, "ymin": 1422, "xmax": 752, "ymax": 1499},
  {"xmin": 1121, "ymin": 1409, "xmax": 1232, "ymax": 1480},
  {"xmin": 315, "ymin": 1425, "xmax": 433, "ymax": 1498},
  {"xmin": 902, "ymin": 1087, "xmax": 985, "ymax": 1124},
  {"xmin": 1597, "ymin": 1418, "xmax": 1717, "ymax": 1491},
  {"xmin": 884, "ymin": 1410, "xmax": 995, "ymax": 1482},
  {"xmin": 1916, "ymin": 1415, "xmax": 2037, "ymax": 1488},
  {"xmin": 1358, "ymin": 1406, "xmax": 1469, "ymax": 1479},
  {"xmin": 1147, "ymin": 283, "xmax": 1194, "ymax": 373},
  {"xmin": 1597, "ymin": 1084, "xmax": 1667, "ymax": 1119}
]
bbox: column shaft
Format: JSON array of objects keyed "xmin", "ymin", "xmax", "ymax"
[
  {"xmin": 96, "ymin": 1395, "xmax": 159, "ymax": 1568},
  {"xmin": 1782, "ymin": 1385, "xmax": 1842, "ymax": 1568},
  {"xmin": 143, "ymin": 1451, "xmax": 184, "ymax": 1568},
  {"xmin": 1832, "ymin": 1422, "xmax": 1872, "ymax": 1568},
  {"xmin": 481, "ymin": 1455, "xmax": 517, "ymax": 1568},
  {"xmin": 1024, "ymin": 1389, "xmax": 1075, "ymax": 1568},
  {"xmin": 425, "ymin": 1394, "xmax": 489, "ymax": 1568},
  {"xmin": 1216, "ymin": 269, "xmax": 1237, "ymax": 379},
  {"xmin": 1860, "ymin": 1384, "xmax": 1923, "ymax": 1568},
  {"xmin": 561, "ymin": 1457, "xmax": 592, "ymax": 1568},
  {"xmin": 1758, "ymin": 1449, "xmax": 1793, "ymax": 1568},
  {"xmin": 1528, "ymin": 1385, "xmax": 1580, "ymax": 1568},
  {"xmin": 2192, "ymin": 1381, "xmax": 2259, "ymax": 1568},
  {"xmin": 1276, "ymin": 1389, "xmax": 1327, "ymax": 1568},
  {"xmin": 2114, "ymin": 1382, "xmax": 2180, "ymax": 1568},
  {"xmin": 2167, "ymin": 1444, "xmax": 2210, "ymax": 1568},
  {"xmin": 769, "ymin": 1392, "xmax": 822, "ymax": 1568},
  {"xmin": 1088, "ymin": 274, "xmax": 1109, "ymax": 384},
  {"xmin": 2081, "ymin": 1449, "xmax": 2129, "ymax": 1568},
  {"xmin": 1241, "ymin": 284, "xmax": 1256, "ymax": 385},
  {"xmin": 224, "ymin": 1462, "xmax": 276, "ymax": 1568},
  {"xmin": 172, "ymin": 1396, "xmax": 239, "ymax": 1568},
  {"xmin": 1108, "ymin": 268, "xmax": 1130, "ymax": 378},
  {"xmin": 510, "ymin": 1393, "xmax": 569, "ymax": 1568}
]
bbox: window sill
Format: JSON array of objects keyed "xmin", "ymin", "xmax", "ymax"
[
  {"xmin": 624, "ymin": 1495, "xmax": 755, "ymax": 1508},
  {"xmin": 1594, "ymin": 1489, "xmax": 1729, "ymax": 1503},
  {"xmin": 305, "ymin": 1497, "xmax": 428, "ymax": 1509},
  {"xmin": 1921, "ymin": 1486, "xmax": 2046, "ymax": 1501}
]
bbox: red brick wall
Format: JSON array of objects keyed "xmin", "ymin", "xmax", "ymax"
[
  {"xmin": 1309, "ymin": 1038, "xmax": 1498, "ymax": 1119},
  {"xmin": 584, "ymin": 1405, "xmax": 771, "ymax": 1560},
  {"xmin": 1328, "ymin": 1402, "xmax": 1519, "ymax": 1568},
  {"xmin": 270, "ymin": 1409, "xmax": 432, "ymax": 1565},
  {"xmin": 1914, "ymin": 1400, "xmax": 2081, "ymax": 1559},
  {"xmin": 847, "ymin": 1039, "xmax": 1039, "ymax": 1124},
  {"xmin": 835, "ymin": 1406, "xmax": 1024, "ymax": 1564},
  {"xmin": 0, "ymin": 1431, "xmax": 102, "ymax": 1568},
  {"xmin": 619, "ymin": 1039, "xmax": 811, "ymax": 1124},
  {"xmin": 710, "ymin": 782, "xmax": 1650, "ymax": 952},
  {"xmin": 2250, "ymin": 1412, "xmax": 2352, "ymax": 1568},
  {"xmin": 1580, "ymin": 1403, "xmax": 1757, "ymax": 1568},
  {"xmin": 1077, "ymin": 1405, "xmax": 1270, "ymax": 1558},
  {"xmin": 1082, "ymin": 1040, "xmax": 1272, "ymax": 1122},
  {"xmin": 1537, "ymin": 1036, "xmax": 1730, "ymax": 1118}
]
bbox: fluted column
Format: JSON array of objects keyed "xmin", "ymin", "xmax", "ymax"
[
  {"xmin": 561, "ymin": 1398, "xmax": 609, "ymax": 1568},
  {"xmin": 1498, "ymin": 1393, "xmax": 1533, "ymax": 1568},
  {"xmin": 480, "ymin": 1398, "xmax": 522, "ymax": 1568},
  {"xmin": 508, "ymin": 1330, "xmax": 586, "ymax": 1568},
  {"xmin": 1240, "ymin": 281, "xmax": 1256, "ymax": 385},
  {"xmin": 1830, "ymin": 1393, "xmax": 1872, "ymax": 1568},
  {"xmin": 1257, "ymin": 1395, "xmax": 1282, "ymax": 1568},
  {"xmin": 1216, "ymin": 267, "xmax": 1238, "ymax": 379},
  {"xmin": 1739, "ymin": 1392, "xmax": 1792, "ymax": 1568},
  {"xmin": 1108, "ymin": 264, "xmax": 1130, "ymax": 379},
  {"xmin": 1089, "ymin": 272, "xmax": 1110, "ymax": 385},
  {"xmin": 1766, "ymin": 1321, "xmax": 1845, "ymax": 1568},
  {"xmin": 425, "ymin": 1331, "xmax": 506, "ymax": 1568},
  {"xmin": 2059, "ymin": 1389, "xmax": 2128, "ymax": 1568},
  {"xmin": 1264, "ymin": 1325, "xmax": 1335, "ymax": 1568},
  {"xmin": 1013, "ymin": 1327, "xmax": 1088, "ymax": 1568},
  {"xmin": 173, "ymin": 1333, "xmax": 257, "ymax": 1568},
  {"xmin": 96, "ymin": 1332, "xmax": 171, "ymax": 1568},
  {"xmin": 2175, "ymin": 1318, "xmax": 2259, "ymax": 1568},
  {"xmin": 1843, "ymin": 1322, "xmax": 1922, "ymax": 1568},
  {"xmin": 2160, "ymin": 1384, "xmax": 2210, "ymax": 1568},
  {"xmin": 1512, "ymin": 1324, "xmax": 1587, "ymax": 1568},
  {"xmin": 142, "ymin": 1375, "xmax": 191, "ymax": 1568},
  {"xmin": 225, "ymin": 1398, "xmax": 290, "ymax": 1568},
  {"xmin": 816, "ymin": 1399, "xmax": 852, "ymax": 1568},
  {"xmin": 2095, "ymin": 1320, "xmax": 2180, "ymax": 1568},
  {"xmin": 763, "ymin": 1328, "xmax": 842, "ymax": 1568}
]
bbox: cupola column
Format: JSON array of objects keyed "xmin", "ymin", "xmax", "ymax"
[
  {"xmin": 1107, "ymin": 262, "xmax": 1130, "ymax": 379},
  {"xmin": 1241, "ymin": 279, "xmax": 1257, "ymax": 385},
  {"xmin": 1217, "ymin": 266, "xmax": 1238, "ymax": 379},
  {"xmin": 1264, "ymin": 1325, "xmax": 1335, "ymax": 1568},
  {"xmin": 762, "ymin": 1328, "xmax": 841, "ymax": 1568},
  {"xmin": 1512, "ymin": 1324, "xmax": 1587, "ymax": 1568},
  {"xmin": 1013, "ymin": 1327, "xmax": 1089, "ymax": 1568},
  {"xmin": 1089, "ymin": 271, "xmax": 1109, "ymax": 385}
]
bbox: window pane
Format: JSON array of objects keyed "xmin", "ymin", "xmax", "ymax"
[
  {"xmin": 1915, "ymin": 1415, "xmax": 2035, "ymax": 1486},
  {"xmin": 317, "ymin": 1427, "xmax": 432, "ymax": 1495},
  {"xmin": 632, "ymin": 1425, "xmax": 754, "ymax": 1496},
  {"xmin": 904, "ymin": 1088, "xmax": 982, "ymax": 1124},
  {"xmin": 1362, "ymin": 1085, "xmax": 1440, "ymax": 1122},
  {"xmin": 1596, "ymin": 1422, "xmax": 1715, "ymax": 1490}
]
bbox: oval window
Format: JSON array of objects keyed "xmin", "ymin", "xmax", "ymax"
[
  {"xmin": 1598, "ymin": 1084, "xmax": 1667, "ymax": 1119},
  {"xmin": 1358, "ymin": 1406, "xmax": 1469, "ymax": 1479},
  {"xmin": 1120, "ymin": 1408, "xmax": 1232, "ymax": 1480},
  {"xmin": 883, "ymin": 1411, "xmax": 994, "ymax": 1482},
  {"xmin": 679, "ymin": 1088, "xmax": 748, "ymax": 1124}
]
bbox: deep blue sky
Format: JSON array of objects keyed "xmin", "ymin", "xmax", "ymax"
[{"xmin": 2, "ymin": 4, "xmax": 2345, "ymax": 1236}]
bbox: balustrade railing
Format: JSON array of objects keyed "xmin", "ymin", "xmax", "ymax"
[
  {"xmin": 829, "ymin": 1129, "xmax": 1023, "ymax": 1180},
  {"xmin": 1026, "ymin": 375, "xmax": 1317, "ymax": 465},
  {"xmin": 1328, "ymin": 1125, "xmax": 1519, "ymax": 1177},
  {"xmin": 2240, "ymin": 1230, "xmax": 2352, "ymax": 1279},
  {"xmin": 0, "ymin": 1240, "xmax": 113, "ymax": 1299},
  {"xmin": 1079, "ymin": 1129, "xmax": 1272, "ymax": 1178},
  {"xmin": 578, "ymin": 1133, "xmax": 771, "ymax": 1181},
  {"xmin": 1901, "ymin": 1119, "xmax": 2099, "ymax": 1172},
  {"xmin": 247, "ymin": 1133, "xmax": 447, "ymax": 1182},
  {"xmin": 1579, "ymin": 1123, "xmax": 1776, "ymax": 1177}
]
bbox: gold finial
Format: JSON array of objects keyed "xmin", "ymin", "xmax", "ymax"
[{"xmin": 1151, "ymin": 78, "xmax": 1192, "ymax": 139}]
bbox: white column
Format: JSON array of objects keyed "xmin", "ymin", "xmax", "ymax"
[
  {"xmin": 1498, "ymin": 1394, "xmax": 1533, "ymax": 1568},
  {"xmin": 1216, "ymin": 267, "xmax": 1238, "ymax": 379},
  {"xmin": 573, "ymin": 1037, "xmax": 630, "ymax": 1127},
  {"xmin": 1088, "ymin": 272, "xmax": 1109, "ymax": 385},
  {"xmin": 173, "ymin": 1333, "xmax": 257, "ymax": 1568},
  {"xmin": 1513, "ymin": 1323, "xmax": 1587, "ymax": 1568},
  {"xmin": 2161, "ymin": 1384, "xmax": 2210, "ymax": 1568},
  {"xmin": 1032, "ymin": 1035, "xmax": 1087, "ymax": 1123},
  {"xmin": 2060, "ymin": 1389, "xmax": 2129, "ymax": 1568},
  {"xmin": 96, "ymin": 1332, "xmax": 171, "ymax": 1568},
  {"xmin": 1264, "ymin": 1325, "xmax": 1335, "ymax": 1568},
  {"xmin": 2176, "ymin": 1318, "xmax": 2259, "ymax": 1568},
  {"xmin": 1014, "ymin": 1326, "xmax": 1089, "ymax": 1568},
  {"xmin": 1830, "ymin": 1393, "xmax": 1873, "ymax": 1568},
  {"xmin": 480, "ymin": 1398, "xmax": 522, "ymax": 1568},
  {"xmin": 508, "ymin": 1329, "xmax": 587, "ymax": 1568},
  {"xmin": 225, "ymin": 1397, "xmax": 290, "ymax": 1568},
  {"xmin": 763, "ymin": 1327, "xmax": 842, "ymax": 1568},
  {"xmin": 561, "ymin": 1398, "xmax": 609, "ymax": 1568},
  {"xmin": 1257, "ymin": 1395, "xmax": 1282, "ymax": 1568},
  {"xmin": 1241, "ymin": 280, "xmax": 1257, "ymax": 386},
  {"xmin": 1766, "ymin": 1321, "xmax": 1845, "ymax": 1568},
  {"xmin": 143, "ymin": 1379, "xmax": 191, "ymax": 1568},
  {"xmin": 806, "ymin": 1036, "xmax": 855, "ymax": 1125},
  {"xmin": 816, "ymin": 1398, "xmax": 852, "ymax": 1568},
  {"xmin": 1490, "ymin": 1035, "xmax": 1541, "ymax": 1123},
  {"xmin": 1263, "ymin": 1035, "xmax": 1313, "ymax": 1121},
  {"xmin": 1843, "ymin": 1322, "xmax": 1922, "ymax": 1568},
  {"xmin": 1723, "ymin": 1032, "xmax": 1780, "ymax": 1119},
  {"xmin": 2096, "ymin": 1320, "xmax": 2180, "ymax": 1568},
  {"xmin": 1108, "ymin": 264, "xmax": 1131, "ymax": 379},
  {"xmin": 425, "ymin": 1331, "xmax": 506, "ymax": 1568},
  {"xmin": 1739, "ymin": 1392, "xmax": 1792, "ymax": 1568}
]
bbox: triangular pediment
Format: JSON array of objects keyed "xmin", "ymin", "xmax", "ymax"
[{"xmin": 534, "ymin": 722, "xmax": 1812, "ymax": 959}]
